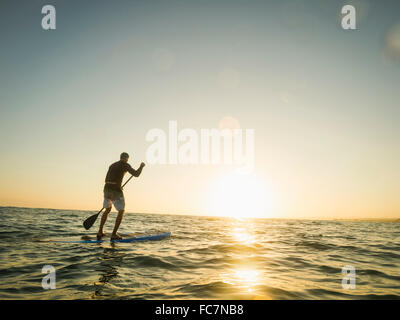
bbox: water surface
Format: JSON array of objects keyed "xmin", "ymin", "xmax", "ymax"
[{"xmin": 0, "ymin": 207, "xmax": 398, "ymax": 299}]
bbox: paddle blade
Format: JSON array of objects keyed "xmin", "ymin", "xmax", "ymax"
[{"xmin": 83, "ymin": 208, "xmax": 103, "ymax": 230}]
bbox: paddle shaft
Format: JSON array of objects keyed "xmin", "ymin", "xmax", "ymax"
[{"xmin": 121, "ymin": 174, "xmax": 134, "ymax": 189}]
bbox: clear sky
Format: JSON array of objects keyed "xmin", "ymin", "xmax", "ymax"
[{"xmin": 1, "ymin": 0, "xmax": 399, "ymax": 219}]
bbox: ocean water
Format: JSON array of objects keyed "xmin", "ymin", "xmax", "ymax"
[{"xmin": 0, "ymin": 206, "xmax": 398, "ymax": 300}]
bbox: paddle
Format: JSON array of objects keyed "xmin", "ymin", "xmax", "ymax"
[{"xmin": 83, "ymin": 175, "xmax": 135, "ymax": 230}]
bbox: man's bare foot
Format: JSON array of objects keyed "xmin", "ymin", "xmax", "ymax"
[
  {"xmin": 110, "ymin": 233, "xmax": 122, "ymax": 241},
  {"xmin": 97, "ymin": 232, "xmax": 106, "ymax": 240}
]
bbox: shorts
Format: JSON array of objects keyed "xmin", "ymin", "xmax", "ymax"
[{"xmin": 103, "ymin": 186, "xmax": 125, "ymax": 211}]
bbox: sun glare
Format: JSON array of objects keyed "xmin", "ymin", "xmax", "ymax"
[
  {"xmin": 206, "ymin": 172, "xmax": 274, "ymax": 219},
  {"xmin": 220, "ymin": 267, "xmax": 261, "ymax": 295}
]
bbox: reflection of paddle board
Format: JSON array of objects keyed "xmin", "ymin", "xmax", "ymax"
[{"xmin": 56, "ymin": 232, "xmax": 171, "ymax": 243}]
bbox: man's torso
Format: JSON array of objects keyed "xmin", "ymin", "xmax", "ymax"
[{"xmin": 104, "ymin": 160, "xmax": 130, "ymax": 192}]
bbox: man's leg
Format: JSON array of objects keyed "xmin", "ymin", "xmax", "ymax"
[
  {"xmin": 111, "ymin": 210, "xmax": 124, "ymax": 240},
  {"xmin": 97, "ymin": 207, "xmax": 111, "ymax": 239}
]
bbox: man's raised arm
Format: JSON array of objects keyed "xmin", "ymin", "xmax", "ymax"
[{"xmin": 128, "ymin": 162, "xmax": 145, "ymax": 177}]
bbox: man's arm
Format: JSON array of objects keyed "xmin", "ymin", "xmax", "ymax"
[{"xmin": 127, "ymin": 162, "xmax": 145, "ymax": 177}]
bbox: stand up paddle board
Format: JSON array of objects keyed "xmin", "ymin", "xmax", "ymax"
[{"xmin": 55, "ymin": 232, "xmax": 171, "ymax": 243}]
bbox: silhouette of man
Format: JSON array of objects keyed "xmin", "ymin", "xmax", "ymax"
[{"xmin": 97, "ymin": 152, "xmax": 145, "ymax": 240}]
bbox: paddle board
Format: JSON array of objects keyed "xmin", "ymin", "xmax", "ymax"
[{"xmin": 55, "ymin": 231, "xmax": 171, "ymax": 243}]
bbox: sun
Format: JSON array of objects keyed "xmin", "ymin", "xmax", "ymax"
[{"xmin": 206, "ymin": 172, "xmax": 274, "ymax": 219}]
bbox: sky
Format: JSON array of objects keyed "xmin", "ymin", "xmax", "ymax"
[{"xmin": 0, "ymin": 0, "xmax": 399, "ymax": 219}]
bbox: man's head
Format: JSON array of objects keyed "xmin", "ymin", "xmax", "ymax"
[{"xmin": 120, "ymin": 152, "xmax": 129, "ymax": 162}]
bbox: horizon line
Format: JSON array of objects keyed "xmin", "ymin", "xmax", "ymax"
[{"xmin": 0, "ymin": 204, "xmax": 399, "ymax": 222}]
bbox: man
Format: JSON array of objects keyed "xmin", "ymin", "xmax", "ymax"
[{"xmin": 97, "ymin": 152, "xmax": 145, "ymax": 240}]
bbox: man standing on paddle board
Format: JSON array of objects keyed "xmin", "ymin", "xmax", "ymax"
[{"xmin": 97, "ymin": 152, "xmax": 145, "ymax": 240}]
